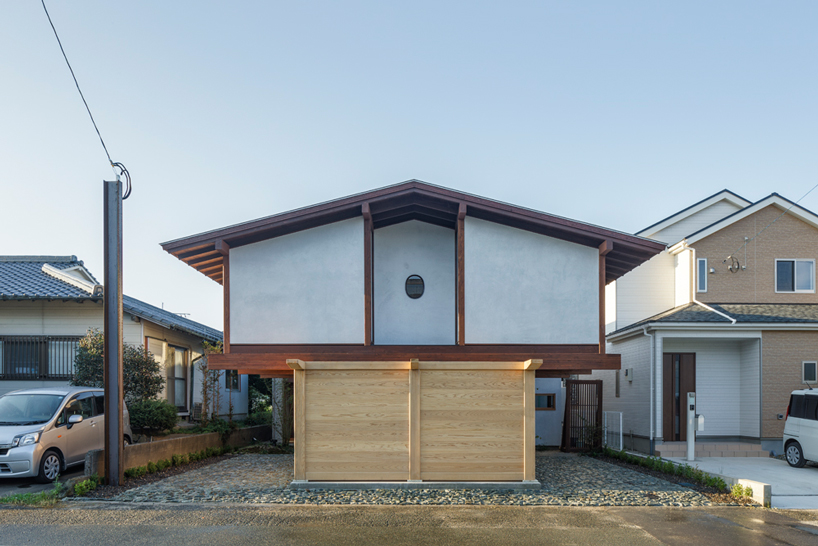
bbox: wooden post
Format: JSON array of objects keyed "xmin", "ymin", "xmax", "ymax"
[
  {"xmin": 456, "ymin": 203, "xmax": 466, "ymax": 345},
  {"xmin": 288, "ymin": 359, "xmax": 306, "ymax": 481},
  {"xmin": 363, "ymin": 203, "xmax": 373, "ymax": 345},
  {"xmin": 216, "ymin": 240, "xmax": 230, "ymax": 352},
  {"xmin": 523, "ymin": 368, "xmax": 536, "ymax": 481},
  {"xmin": 598, "ymin": 240, "xmax": 612, "ymax": 355},
  {"xmin": 409, "ymin": 358, "xmax": 420, "ymax": 481}
]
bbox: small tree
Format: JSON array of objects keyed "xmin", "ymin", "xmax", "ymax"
[
  {"xmin": 271, "ymin": 378, "xmax": 294, "ymax": 445},
  {"xmin": 200, "ymin": 340, "xmax": 224, "ymax": 422},
  {"xmin": 71, "ymin": 329, "xmax": 165, "ymax": 404}
]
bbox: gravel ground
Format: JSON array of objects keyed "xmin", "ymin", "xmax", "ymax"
[{"xmin": 66, "ymin": 451, "xmax": 737, "ymax": 507}]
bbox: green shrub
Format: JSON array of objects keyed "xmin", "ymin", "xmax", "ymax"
[
  {"xmin": 171, "ymin": 454, "xmax": 190, "ymax": 467},
  {"xmin": 147, "ymin": 461, "xmax": 158, "ymax": 474},
  {"xmin": 129, "ymin": 399, "xmax": 179, "ymax": 434},
  {"xmin": 663, "ymin": 461, "xmax": 675, "ymax": 474},
  {"xmin": 244, "ymin": 410, "xmax": 273, "ymax": 427},
  {"xmin": 73, "ymin": 476, "xmax": 100, "ymax": 497},
  {"xmin": 157, "ymin": 459, "xmax": 171, "ymax": 471},
  {"xmin": 124, "ymin": 466, "xmax": 147, "ymax": 479},
  {"xmin": 200, "ymin": 449, "xmax": 208, "ymax": 460},
  {"xmin": 731, "ymin": 484, "xmax": 753, "ymax": 498}
]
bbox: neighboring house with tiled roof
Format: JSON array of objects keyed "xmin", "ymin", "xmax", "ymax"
[
  {"xmin": 0, "ymin": 256, "xmax": 247, "ymax": 419},
  {"xmin": 587, "ymin": 191, "xmax": 818, "ymax": 456}
]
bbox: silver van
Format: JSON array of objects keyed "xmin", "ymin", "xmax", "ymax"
[
  {"xmin": 0, "ymin": 387, "xmax": 132, "ymax": 482},
  {"xmin": 783, "ymin": 388, "xmax": 818, "ymax": 468}
]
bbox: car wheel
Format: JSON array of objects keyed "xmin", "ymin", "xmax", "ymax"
[
  {"xmin": 35, "ymin": 450, "xmax": 62, "ymax": 483},
  {"xmin": 786, "ymin": 441, "xmax": 807, "ymax": 468}
]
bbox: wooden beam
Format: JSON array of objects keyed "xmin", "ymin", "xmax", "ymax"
[
  {"xmin": 524, "ymin": 358, "xmax": 543, "ymax": 370},
  {"xmin": 599, "ymin": 239, "xmax": 613, "ymax": 256},
  {"xmin": 215, "ymin": 240, "xmax": 230, "ymax": 256},
  {"xmin": 363, "ymin": 203, "xmax": 373, "ymax": 345},
  {"xmin": 456, "ymin": 203, "xmax": 466, "ymax": 345},
  {"xmin": 286, "ymin": 359, "xmax": 305, "ymax": 370}
]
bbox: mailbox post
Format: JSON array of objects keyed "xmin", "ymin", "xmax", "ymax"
[{"xmin": 686, "ymin": 392, "xmax": 696, "ymax": 462}]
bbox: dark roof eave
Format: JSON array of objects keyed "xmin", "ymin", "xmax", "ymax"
[{"xmin": 161, "ymin": 180, "xmax": 666, "ymax": 284}]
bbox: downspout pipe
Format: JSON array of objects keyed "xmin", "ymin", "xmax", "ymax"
[{"xmin": 642, "ymin": 326, "xmax": 655, "ymax": 456}]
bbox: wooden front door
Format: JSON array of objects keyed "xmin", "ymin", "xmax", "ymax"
[{"xmin": 662, "ymin": 353, "xmax": 696, "ymax": 442}]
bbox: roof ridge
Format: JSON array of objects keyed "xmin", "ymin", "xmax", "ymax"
[{"xmin": 0, "ymin": 256, "xmax": 79, "ymax": 263}]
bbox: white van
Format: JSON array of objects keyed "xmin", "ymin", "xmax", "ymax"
[
  {"xmin": 0, "ymin": 387, "xmax": 132, "ymax": 483},
  {"xmin": 783, "ymin": 389, "xmax": 818, "ymax": 468}
]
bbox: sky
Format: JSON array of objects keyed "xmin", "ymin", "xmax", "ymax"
[{"xmin": 2, "ymin": 1, "xmax": 818, "ymax": 330}]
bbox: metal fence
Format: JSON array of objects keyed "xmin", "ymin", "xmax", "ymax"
[
  {"xmin": 0, "ymin": 336, "xmax": 81, "ymax": 380},
  {"xmin": 603, "ymin": 411, "xmax": 623, "ymax": 451}
]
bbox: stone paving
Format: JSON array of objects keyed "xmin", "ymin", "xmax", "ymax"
[{"xmin": 104, "ymin": 452, "xmax": 719, "ymax": 506}]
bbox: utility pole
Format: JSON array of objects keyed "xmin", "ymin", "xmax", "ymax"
[{"xmin": 103, "ymin": 178, "xmax": 124, "ymax": 486}]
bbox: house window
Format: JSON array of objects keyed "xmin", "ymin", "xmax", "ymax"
[
  {"xmin": 405, "ymin": 275, "xmax": 424, "ymax": 299},
  {"xmin": 804, "ymin": 361, "xmax": 818, "ymax": 385},
  {"xmin": 697, "ymin": 258, "xmax": 707, "ymax": 292},
  {"xmin": 776, "ymin": 260, "xmax": 815, "ymax": 293},
  {"xmin": 535, "ymin": 393, "xmax": 556, "ymax": 410},
  {"xmin": 226, "ymin": 369, "xmax": 240, "ymax": 391},
  {"xmin": 0, "ymin": 336, "xmax": 80, "ymax": 380},
  {"xmin": 171, "ymin": 346, "xmax": 188, "ymax": 411}
]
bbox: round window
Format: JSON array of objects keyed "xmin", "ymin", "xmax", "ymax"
[{"xmin": 405, "ymin": 275, "xmax": 424, "ymax": 299}]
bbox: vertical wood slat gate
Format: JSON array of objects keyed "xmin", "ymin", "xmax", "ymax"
[{"xmin": 561, "ymin": 380, "xmax": 603, "ymax": 452}]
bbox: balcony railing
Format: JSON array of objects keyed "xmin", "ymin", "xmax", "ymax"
[{"xmin": 0, "ymin": 336, "xmax": 81, "ymax": 380}]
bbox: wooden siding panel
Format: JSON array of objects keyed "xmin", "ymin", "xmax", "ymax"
[
  {"xmin": 419, "ymin": 370, "xmax": 524, "ymax": 479},
  {"xmin": 304, "ymin": 370, "xmax": 409, "ymax": 478}
]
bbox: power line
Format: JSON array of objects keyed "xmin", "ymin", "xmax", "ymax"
[{"xmin": 40, "ymin": 0, "xmax": 114, "ymax": 169}]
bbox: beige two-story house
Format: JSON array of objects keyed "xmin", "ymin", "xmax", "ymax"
[{"xmin": 593, "ymin": 191, "xmax": 818, "ymax": 456}]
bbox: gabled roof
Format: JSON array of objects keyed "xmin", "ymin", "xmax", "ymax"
[
  {"xmin": 0, "ymin": 256, "xmax": 222, "ymax": 343},
  {"xmin": 637, "ymin": 189, "xmax": 751, "ymax": 238},
  {"xmin": 0, "ymin": 256, "xmax": 99, "ymax": 300},
  {"xmin": 161, "ymin": 179, "xmax": 666, "ymax": 285},
  {"xmin": 675, "ymin": 193, "xmax": 818, "ymax": 247},
  {"xmin": 609, "ymin": 302, "xmax": 818, "ymax": 338}
]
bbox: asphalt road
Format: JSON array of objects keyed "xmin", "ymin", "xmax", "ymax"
[{"xmin": 0, "ymin": 503, "xmax": 817, "ymax": 545}]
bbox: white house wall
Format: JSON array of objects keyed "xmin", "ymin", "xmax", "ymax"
[
  {"xmin": 594, "ymin": 334, "xmax": 652, "ymax": 438},
  {"xmin": 464, "ymin": 217, "xmax": 598, "ymax": 344},
  {"xmin": 535, "ymin": 378, "xmax": 565, "ymax": 446},
  {"xmin": 614, "ymin": 252, "xmax": 675, "ymax": 331},
  {"xmin": 646, "ymin": 200, "xmax": 744, "ymax": 245},
  {"xmin": 230, "ymin": 217, "xmax": 365, "ymax": 344},
  {"xmin": 740, "ymin": 339, "xmax": 761, "ymax": 438},
  {"xmin": 663, "ymin": 338, "xmax": 742, "ymax": 438},
  {"xmin": 373, "ymin": 220, "xmax": 455, "ymax": 345},
  {"xmin": 674, "ymin": 249, "xmax": 693, "ymax": 308}
]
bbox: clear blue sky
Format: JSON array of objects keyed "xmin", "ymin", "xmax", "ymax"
[{"xmin": 2, "ymin": 1, "xmax": 817, "ymax": 330}]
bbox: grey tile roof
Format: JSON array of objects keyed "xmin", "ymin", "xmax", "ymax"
[
  {"xmin": 611, "ymin": 302, "xmax": 818, "ymax": 336},
  {"xmin": 0, "ymin": 256, "xmax": 221, "ymax": 343},
  {"xmin": 0, "ymin": 256, "xmax": 98, "ymax": 300},
  {"xmin": 123, "ymin": 295, "xmax": 222, "ymax": 343}
]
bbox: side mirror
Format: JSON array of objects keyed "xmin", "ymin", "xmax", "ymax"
[{"xmin": 67, "ymin": 414, "xmax": 83, "ymax": 428}]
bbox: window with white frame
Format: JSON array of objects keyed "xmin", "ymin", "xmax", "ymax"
[
  {"xmin": 697, "ymin": 258, "xmax": 707, "ymax": 292},
  {"xmin": 804, "ymin": 361, "xmax": 818, "ymax": 385},
  {"xmin": 776, "ymin": 260, "xmax": 815, "ymax": 293}
]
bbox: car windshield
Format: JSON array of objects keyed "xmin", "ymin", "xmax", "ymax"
[{"xmin": 0, "ymin": 394, "xmax": 65, "ymax": 425}]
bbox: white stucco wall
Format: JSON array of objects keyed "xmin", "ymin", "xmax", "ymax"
[
  {"xmin": 464, "ymin": 217, "xmax": 599, "ymax": 344},
  {"xmin": 373, "ymin": 220, "xmax": 455, "ymax": 345},
  {"xmin": 230, "ymin": 218, "xmax": 365, "ymax": 344}
]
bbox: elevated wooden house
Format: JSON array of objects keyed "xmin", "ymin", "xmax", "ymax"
[{"xmin": 162, "ymin": 181, "xmax": 663, "ymax": 485}]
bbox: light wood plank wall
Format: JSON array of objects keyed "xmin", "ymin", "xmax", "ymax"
[{"xmin": 293, "ymin": 364, "xmax": 535, "ymax": 482}]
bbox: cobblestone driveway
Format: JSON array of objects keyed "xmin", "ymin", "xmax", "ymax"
[{"xmin": 109, "ymin": 452, "xmax": 713, "ymax": 506}]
